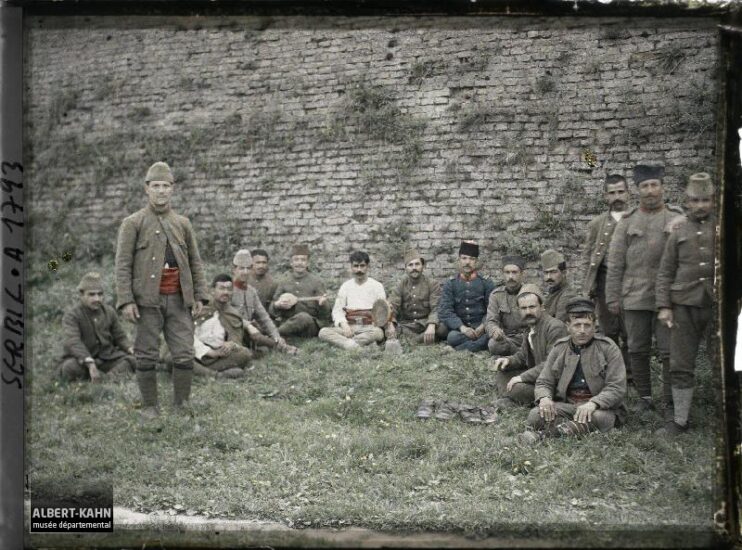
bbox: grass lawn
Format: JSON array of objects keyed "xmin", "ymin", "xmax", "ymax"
[{"xmin": 26, "ymin": 258, "xmax": 717, "ymax": 540}]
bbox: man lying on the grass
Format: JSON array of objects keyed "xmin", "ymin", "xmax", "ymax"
[
  {"xmin": 319, "ymin": 250, "xmax": 386, "ymax": 351},
  {"xmin": 192, "ymin": 274, "xmax": 254, "ymax": 380},
  {"xmin": 520, "ymin": 296, "xmax": 627, "ymax": 442},
  {"xmin": 491, "ymin": 284, "xmax": 567, "ymax": 410},
  {"xmin": 58, "ymin": 272, "xmax": 137, "ymax": 382},
  {"xmin": 231, "ymin": 249, "xmax": 297, "ymax": 355}
]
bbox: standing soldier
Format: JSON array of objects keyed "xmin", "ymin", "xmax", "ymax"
[
  {"xmin": 606, "ymin": 164, "xmax": 684, "ymax": 414},
  {"xmin": 541, "ymin": 249, "xmax": 577, "ymax": 324},
  {"xmin": 248, "ymin": 249, "xmax": 278, "ymax": 311},
  {"xmin": 270, "ymin": 244, "xmax": 331, "ymax": 338},
  {"xmin": 386, "ymin": 248, "xmax": 448, "ymax": 344},
  {"xmin": 582, "ymin": 174, "xmax": 631, "ymax": 376},
  {"xmin": 485, "ymin": 255, "xmax": 528, "ymax": 358},
  {"xmin": 115, "ymin": 161, "xmax": 209, "ymax": 419},
  {"xmin": 58, "ymin": 272, "xmax": 136, "ymax": 382},
  {"xmin": 438, "ymin": 241, "xmax": 496, "ymax": 352},
  {"xmin": 655, "ymin": 173, "xmax": 715, "ymax": 435}
]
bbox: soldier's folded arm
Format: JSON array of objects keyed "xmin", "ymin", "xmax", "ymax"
[
  {"xmin": 114, "ymin": 218, "xmax": 138, "ymax": 309},
  {"xmin": 184, "ymin": 219, "xmax": 209, "ymax": 305}
]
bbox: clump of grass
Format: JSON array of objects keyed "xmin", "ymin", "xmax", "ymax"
[
  {"xmin": 408, "ymin": 59, "xmax": 444, "ymax": 85},
  {"xmin": 533, "ymin": 75, "xmax": 556, "ymax": 95}
]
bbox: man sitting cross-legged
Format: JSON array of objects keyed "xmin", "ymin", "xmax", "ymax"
[
  {"xmin": 193, "ymin": 274, "xmax": 254, "ymax": 379},
  {"xmin": 318, "ymin": 250, "xmax": 386, "ymax": 351},
  {"xmin": 520, "ymin": 296, "xmax": 627, "ymax": 442}
]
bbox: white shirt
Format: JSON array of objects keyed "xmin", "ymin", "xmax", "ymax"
[
  {"xmin": 193, "ymin": 312, "xmax": 225, "ymax": 360},
  {"xmin": 332, "ymin": 277, "xmax": 386, "ymax": 326}
]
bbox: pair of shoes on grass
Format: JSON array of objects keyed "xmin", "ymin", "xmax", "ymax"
[{"xmin": 415, "ymin": 399, "xmax": 497, "ymax": 424}]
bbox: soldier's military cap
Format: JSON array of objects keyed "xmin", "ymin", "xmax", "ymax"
[
  {"xmin": 291, "ymin": 243, "xmax": 310, "ymax": 257},
  {"xmin": 233, "ymin": 249, "xmax": 253, "ymax": 268},
  {"xmin": 540, "ymin": 249, "xmax": 566, "ymax": 271},
  {"xmin": 633, "ymin": 164, "xmax": 664, "ymax": 185},
  {"xmin": 77, "ymin": 271, "xmax": 104, "ymax": 292},
  {"xmin": 686, "ymin": 172, "xmax": 713, "ymax": 198},
  {"xmin": 404, "ymin": 248, "xmax": 424, "ymax": 265},
  {"xmin": 145, "ymin": 161, "xmax": 174, "ymax": 184},
  {"xmin": 565, "ymin": 296, "xmax": 595, "ymax": 315},
  {"xmin": 517, "ymin": 283, "xmax": 544, "ymax": 303},
  {"xmin": 502, "ymin": 255, "xmax": 526, "ymax": 271},
  {"xmin": 459, "ymin": 240, "xmax": 479, "ymax": 258}
]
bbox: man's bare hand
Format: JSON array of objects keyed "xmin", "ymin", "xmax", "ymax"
[
  {"xmin": 490, "ymin": 326, "xmax": 505, "ymax": 341},
  {"xmin": 122, "ymin": 303, "xmax": 140, "ymax": 323},
  {"xmin": 277, "ymin": 339, "xmax": 298, "ymax": 355},
  {"xmin": 318, "ymin": 295, "xmax": 328, "ymax": 307},
  {"xmin": 607, "ymin": 301, "xmax": 620, "ymax": 316},
  {"xmin": 658, "ymin": 308, "xmax": 674, "ymax": 329},
  {"xmin": 192, "ymin": 301, "xmax": 204, "ymax": 317},
  {"xmin": 506, "ymin": 375, "xmax": 522, "ymax": 393},
  {"xmin": 127, "ymin": 347, "xmax": 135, "ymax": 356},
  {"xmin": 539, "ymin": 397, "xmax": 556, "ymax": 422},
  {"xmin": 492, "ymin": 357, "xmax": 509, "ymax": 371},
  {"xmin": 340, "ymin": 322, "xmax": 353, "ymax": 338},
  {"xmin": 473, "ymin": 325, "xmax": 485, "ymax": 338},
  {"xmin": 574, "ymin": 401, "xmax": 597, "ymax": 424},
  {"xmin": 423, "ymin": 324, "xmax": 436, "ymax": 344},
  {"xmin": 88, "ymin": 363, "xmax": 101, "ymax": 383},
  {"xmin": 461, "ymin": 326, "xmax": 476, "ymax": 340}
]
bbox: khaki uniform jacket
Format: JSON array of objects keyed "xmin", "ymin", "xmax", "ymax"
[
  {"xmin": 231, "ymin": 285, "xmax": 280, "ymax": 340},
  {"xmin": 544, "ymin": 280, "xmax": 577, "ymax": 324},
  {"xmin": 61, "ymin": 303, "xmax": 131, "ymax": 363},
  {"xmin": 656, "ymin": 214, "xmax": 715, "ymax": 309},
  {"xmin": 269, "ymin": 272, "xmax": 331, "ymax": 324},
  {"xmin": 247, "ymin": 273, "xmax": 278, "ymax": 311},
  {"xmin": 582, "ymin": 211, "xmax": 623, "ymax": 296},
  {"xmin": 505, "ymin": 314, "xmax": 568, "ymax": 384},
  {"xmin": 388, "ymin": 274, "xmax": 441, "ymax": 325},
  {"xmin": 605, "ymin": 204, "xmax": 684, "ymax": 311},
  {"xmin": 115, "ymin": 205, "xmax": 209, "ymax": 309},
  {"xmin": 534, "ymin": 335, "xmax": 627, "ymax": 419},
  {"xmin": 193, "ymin": 303, "xmax": 247, "ymax": 360},
  {"xmin": 484, "ymin": 285, "xmax": 526, "ymax": 337}
]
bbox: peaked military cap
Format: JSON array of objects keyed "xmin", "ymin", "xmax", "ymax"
[
  {"xmin": 77, "ymin": 271, "xmax": 104, "ymax": 292},
  {"xmin": 233, "ymin": 249, "xmax": 253, "ymax": 268},
  {"xmin": 566, "ymin": 296, "xmax": 595, "ymax": 315},
  {"xmin": 633, "ymin": 164, "xmax": 664, "ymax": 185},
  {"xmin": 502, "ymin": 255, "xmax": 526, "ymax": 271},
  {"xmin": 685, "ymin": 172, "xmax": 713, "ymax": 198},
  {"xmin": 291, "ymin": 243, "xmax": 310, "ymax": 257},
  {"xmin": 517, "ymin": 283, "xmax": 544, "ymax": 303},
  {"xmin": 459, "ymin": 240, "xmax": 479, "ymax": 258},
  {"xmin": 541, "ymin": 249, "xmax": 566, "ymax": 271},
  {"xmin": 145, "ymin": 161, "xmax": 174, "ymax": 184}
]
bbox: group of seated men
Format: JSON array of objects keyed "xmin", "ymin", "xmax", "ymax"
[{"xmin": 58, "ymin": 161, "xmax": 715, "ymax": 439}]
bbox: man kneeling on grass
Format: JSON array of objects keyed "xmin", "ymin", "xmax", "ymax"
[
  {"xmin": 58, "ymin": 272, "xmax": 137, "ymax": 382},
  {"xmin": 520, "ymin": 296, "xmax": 627, "ymax": 442},
  {"xmin": 193, "ymin": 274, "xmax": 254, "ymax": 379}
]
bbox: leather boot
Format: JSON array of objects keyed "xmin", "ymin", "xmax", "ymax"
[
  {"xmin": 629, "ymin": 352, "xmax": 652, "ymax": 398},
  {"xmin": 661, "ymin": 357, "xmax": 674, "ymax": 421},
  {"xmin": 172, "ymin": 362, "xmax": 193, "ymax": 409},
  {"xmin": 136, "ymin": 365, "xmax": 159, "ymax": 419}
]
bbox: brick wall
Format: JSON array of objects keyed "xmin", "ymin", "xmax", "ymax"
[{"xmin": 24, "ymin": 15, "xmax": 719, "ymax": 287}]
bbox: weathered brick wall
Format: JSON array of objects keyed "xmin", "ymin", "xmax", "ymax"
[{"xmin": 24, "ymin": 15, "xmax": 719, "ymax": 287}]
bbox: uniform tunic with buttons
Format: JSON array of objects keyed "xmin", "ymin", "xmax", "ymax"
[
  {"xmin": 193, "ymin": 303, "xmax": 252, "ymax": 370},
  {"xmin": 269, "ymin": 271, "xmax": 331, "ymax": 336},
  {"xmin": 544, "ymin": 280, "xmax": 577, "ymax": 324},
  {"xmin": 606, "ymin": 205, "xmax": 684, "ymax": 311},
  {"xmin": 485, "ymin": 285, "xmax": 526, "ymax": 355},
  {"xmin": 438, "ymin": 273, "xmax": 495, "ymax": 330},
  {"xmin": 388, "ymin": 274, "xmax": 441, "ymax": 326},
  {"xmin": 582, "ymin": 212, "xmax": 622, "ymax": 296},
  {"xmin": 61, "ymin": 303, "xmax": 132, "ymax": 365},
  {"xmin": 655, "ymin": 213, "xmax": 716, "ymax": 388},
  {"xmin": 247, "ymin": 272, "xmax": 278, "ymax": 312},
  {"xmin": 231, "ymin": 284, "xmax": 281, "ymax": 341}
]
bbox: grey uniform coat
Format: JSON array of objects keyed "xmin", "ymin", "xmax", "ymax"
[{"xmin": 504, "ymin": 314, "xmax": 568, "ymax": 384}]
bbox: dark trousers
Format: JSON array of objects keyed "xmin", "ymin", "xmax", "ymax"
[
  {"xmin": 595, "ymin": 270, "xmax": 630, "ymax": 370},
  {"xmin": 670, "ymin": 304, "xmax": 713, "ymax": 389},
  {"xmin": 447, "ymin": 330, "xmax": 489, "ymax": 352},
  {"xmin": 526, "ymin": 402, "xmax": 617, "ymax": 433},
  {"xmin": 277, "ymin": 312, "xmax": 320, "ymax": 338},
  {"xmin": 623, "ymin": 309, "xmax": 670, "ymax": 398},
  {"xmin": 59, "ymin": 355, "xmax": 136, "ymax": 381},
  {"xmin": 135, "ymin": 293, "xmax": 194, "ymax": 367},
  {"xmin": 396, "ymin": 320, "xmax": 449, "ymax": 343},
  {"xmin": 495, "ymin": 369, "xmax": 535, "ymax": 405}
]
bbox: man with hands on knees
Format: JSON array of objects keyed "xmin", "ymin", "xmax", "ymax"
[
  {"xmin": 520, "ymin": 297, "xmax": 627, "ymax": 443},
  {"xmin": 491, "ymin": 284, "xmax": 567, "ymax": 410}
]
